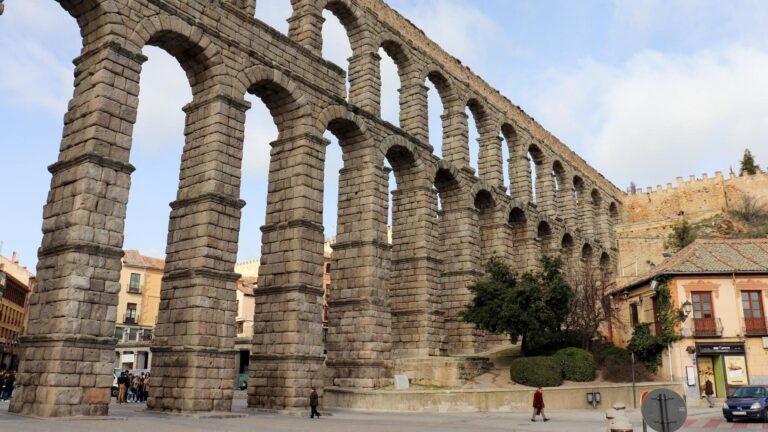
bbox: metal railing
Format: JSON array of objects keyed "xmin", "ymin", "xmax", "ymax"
[
  {"xmin": 744, "ymin": 317, "xmax": 768, "ymax": 336},
  {"xmin": 693, "ymin": 317, "xmax": 723, "ymax": 337}
]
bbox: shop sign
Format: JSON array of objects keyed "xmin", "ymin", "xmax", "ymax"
[{"xmin": 696, "ymin": 343, "xmax": 745, "ymax": 355}]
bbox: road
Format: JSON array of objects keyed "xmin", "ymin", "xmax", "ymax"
[{"xmin": 0, "ymin": 398, "xmax": 760, "ymax": 431}]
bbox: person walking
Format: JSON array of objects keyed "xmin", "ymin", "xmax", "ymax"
[
  {"xmin": 704, "ymin": 378, "xmax": 715, "ymax": 408},
  {"xmin": 143, "ymin": 373, "xmax": 150, "ymax": 402},
  {"xmin": 117, "ymin": 371, "xmax": 128, "ymax": 403},
  {"xmin": 531, "ymin": 386, "xmax": 549, "ymax": 422},
  {"xmin": 309, "ymin": 386, "xmax": 321, "ymax": 419},
  {"xmin": 2, "ymin": 372, "xmax": 15, "ymax": 401}
]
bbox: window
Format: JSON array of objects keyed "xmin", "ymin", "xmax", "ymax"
[
  {"xmin": 325, "ymin": 263, "xmax": 331, "ymax": 273},
  {"xmin": 114, "ymin": 326, "xmax": 124, "ymax": 340},
  {"xmin": 743, "ymin": 291, "xmax": 766, "ymax": 335},
  {"xmin": 129, "ymin": 273, "xmax": 141, "ymax": 293},
  {"xmin": 630, "ymin": 303, "xmax": 639, "ymax": 326},
  {"xmin": 692, "ymin": 291, "xmax": 718, "ymax": 336},
  {"xmin": 692, "ymin": 292, "xmax": 713, "ymax": 320},
  {"xmin": 125, "ymin": 303, "xmax": 137, "ymax": 324}
]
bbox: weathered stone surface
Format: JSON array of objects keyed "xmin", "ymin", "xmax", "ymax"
[{"xmin": 13, "ymin": 0, "xmax": 622, "ymax": 418}]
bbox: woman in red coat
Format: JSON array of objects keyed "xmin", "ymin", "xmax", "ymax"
[{"xmin": 531, "ymin": 387, "xmax": 549, "ymax": 422}]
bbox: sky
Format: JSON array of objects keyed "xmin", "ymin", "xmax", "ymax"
[{"xmin": 1, "ymin": 0, "xmax": 768, "ymax": 269}]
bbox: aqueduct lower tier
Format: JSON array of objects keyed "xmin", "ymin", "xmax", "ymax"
[{"xmin": 8, "ymin": 0, "xmax": 623, "ymax": 417}]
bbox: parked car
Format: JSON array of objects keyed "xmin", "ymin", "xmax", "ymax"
[{"xmin": 723, "ymin": 386, "xmax": 768, "ymax": 422}]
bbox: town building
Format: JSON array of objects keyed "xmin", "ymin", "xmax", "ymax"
[
  {"xmin": 612, "ymin": 239, "xmax": 768, "ymax": 403},
  {"xmin": 0, "ymin": 252, "xmax": 33, "ymax": 371},
  {"xmin": 114, "ymin": 250, "xmax": 163, "ymax": 370}
]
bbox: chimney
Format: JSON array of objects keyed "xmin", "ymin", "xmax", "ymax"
[{"xmin": 12, "ymin": 251, "xmax": 17, "ymax": 264}]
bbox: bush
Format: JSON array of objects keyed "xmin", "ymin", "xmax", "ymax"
[
  {"xmin": 595, "ymin": 344, "xmax": 631, "ymax": 366},
  {"xmin": 603, "ymin": 356, "xmax": 654, "ymax": 383},
  {"xmin": 553, "ymin": 348, "xmax": 597, "ymax": 382},
  {"xmin": 510, "ymin": 356, "xmax": 563, "ymax": 387}
]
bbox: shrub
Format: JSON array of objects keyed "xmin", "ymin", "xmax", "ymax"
[
  {"xmin": 553, "ymin": 347, "xmax": 597, "ymax": 382},
  {"xmin": 595, "ymin": 344, "xmax": 631, "ymax": 366},
  {"xmin": 510, "ymin": 356, "xmax": 563, "ymax": 387},
  {"xmin": 603, "ymin": 356, "xmax": 654, "ymax": 383}
]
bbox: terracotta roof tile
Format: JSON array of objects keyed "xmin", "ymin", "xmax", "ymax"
[{"xmin": 619, "ymin": 239, "xmax": 768, "ymax": 290}]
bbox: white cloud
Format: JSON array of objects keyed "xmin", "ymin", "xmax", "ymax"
[{"xmin": 531, "ymin": 45, "xmax": 768, "ymax": 189}]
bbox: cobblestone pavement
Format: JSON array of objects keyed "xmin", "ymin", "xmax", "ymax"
[{"xmin": 0, "ymin": 398, "xmax": 739, "ymax": 431}]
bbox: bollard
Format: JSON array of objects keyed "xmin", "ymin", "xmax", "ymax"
[{"xmin": 608, "ymin": 402, "xmax": 633, "ymax": 432}]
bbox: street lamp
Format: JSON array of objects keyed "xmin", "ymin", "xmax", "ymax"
[
  {"xmin": 679, "ymin": 300, "xmax": 693, "ymax": 321},
  {"xmin": 621, "ymin": 290, "xmax": 629, "ymax": 301}
]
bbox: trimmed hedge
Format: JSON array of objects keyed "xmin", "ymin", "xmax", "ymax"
[
  {"xmin": 553, "ymin": 347, "xmax": 597, "ymax": 382},
  {"xmin": 510, "ymin": 356, "xmax": 563, "ymax": 387},
  {"xmin": 596, "ymin": 344, "xmax": 631, "ymax": 365}
]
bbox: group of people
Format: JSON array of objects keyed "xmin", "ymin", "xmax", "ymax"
[
  {"xmin": 0, "ymin": 370, "xmax": 15, "ymax": 402},
  {"xmin": 116, "ymin": 370, "xmax": 150, "ymax": 403}
]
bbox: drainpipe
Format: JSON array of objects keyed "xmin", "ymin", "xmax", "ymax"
[{"xmin": 668, "ymin": 344, "xmax": 674, "ymax": 382}]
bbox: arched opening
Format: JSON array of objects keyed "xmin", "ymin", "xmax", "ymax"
[
  {"xmin": 426, "ymin": 71, "xmax": 450, "ymax": 157},
  {"xmin": 573, "ymin": 175, "xmax": 585, "ymax": 204},
  {"xmin": 501, "ymin": 123, "xmax": 519, "ymax": 197},
  {"xmin": 609, "ymin": 202, "xmax": 619, "ymax": 224},
  {"xmin": 528, "ymin": 144, "xmax": 545, "ymax": 204},
  {"xmin": 537, "ymin": 220, "xmax": 554, "ymax": 255},
  {"xmin": 552, "ymin": 160, "xmax": 567, "ymax": 217},
  {"xmin": 599, "ymin": 252, "xmax": 612, "ymax": 275},
  {"xmin": 561, "ymin": 233, "xmax": 575, "ymax": 263},
  {"xmin": 581, "ymin": 243, "xmax": 594, "ymax": 266},
  {"xmin": 465, "ymin": 104, "xmax": 480, "ymax": 172},
  {"xmin": 321, "ymin": 6, "xmax": 354, "ymax": 99},
  {"xmin": 378, "ymin": 40, "xmax": 406, "ymax": 125},
  {"xmin": 591, "ymin": 188, "xmax": 603, "ymax": 242}
]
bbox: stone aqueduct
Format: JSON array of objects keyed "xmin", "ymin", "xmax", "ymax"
[{"xmin": 8, "ymin": 0, "xmax": 623, "ymax": 417}]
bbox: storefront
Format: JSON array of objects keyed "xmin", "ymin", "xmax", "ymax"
[{"xmin": 696, "ymin": 343, "xmax": 749, "ymax": 397}]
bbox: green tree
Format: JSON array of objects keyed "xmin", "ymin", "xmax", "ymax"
[
  {"xmin": 666, "ymin": 219, "xmax": 696, "ymax": 252},
  {"xmin": 462, "ymin": 255, "xmax": 572, "ymax": 356},
  {"xmin": 740, "ymin": 148, "xmax": 760, "ymax": 175}
]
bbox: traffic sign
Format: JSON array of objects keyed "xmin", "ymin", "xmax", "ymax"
[{"xmin": 641, "ymin": 389, "xmax": 687, "ymax": 432}]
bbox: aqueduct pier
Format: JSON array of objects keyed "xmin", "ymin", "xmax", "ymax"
[{"xmin": 8, "ymin": 0, "xmax": 622, "ymax": 417}]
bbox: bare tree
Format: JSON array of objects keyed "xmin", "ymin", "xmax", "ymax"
[
  {"xmin": 565, "ymin": 262, "xmax": 624, "ymax": 350},
  {"xmin": 733, "ymin": 192, "xmax": 768, "ymax": 224}
]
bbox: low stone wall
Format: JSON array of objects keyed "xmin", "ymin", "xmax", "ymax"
[{"xmin": 325, "ymin": 382, "xmax": 684, "ymax": 413}]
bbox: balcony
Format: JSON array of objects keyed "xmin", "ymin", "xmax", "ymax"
[
  {"xmin": 123, "ymin": 313, "xmax": 139, "ymax": 325},
  {"xmin": 693, "ymin": 317, "xmax": 723, "ymax": 337},
  {"xmin": 745, "ymin": 317, "xmax": 768, "ymax": 336}
]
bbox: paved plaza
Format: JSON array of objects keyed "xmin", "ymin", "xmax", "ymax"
[{"xmin": 0, "ymin": 397, "xmax": 749, "ymax": 432}]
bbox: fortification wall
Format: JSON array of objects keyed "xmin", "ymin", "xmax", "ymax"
[{"xmin": 617, "ymin": 170, "xmax": 768, "ymax": 283}]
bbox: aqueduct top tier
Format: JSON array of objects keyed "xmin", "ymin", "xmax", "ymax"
[{"xmin": 10, "ymin": 0, "xmax": 623, "ymax": 418}]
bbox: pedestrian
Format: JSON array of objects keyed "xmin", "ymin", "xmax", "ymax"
[
  {"xmin": 531, "ymin": 386, "xmax": 549, "ymax": 422},
  {"xmin": 0, "ymin": 371, "xmax": 6, "ymax": 402},
  {"xmin": 143, "ymin": 373, "xmax": 150, "ymax": 401},
  {"xmin": 136, "ymin": 373, "xmax": 145, "ymax": 403},
  {"xmin": 130, "ymin": 373, "xmax": 141, "ymax": 403},
  {"xmin": 309, "ymin": 386, "xmax": 321, "ymax": 419},
  {"xmin": 2, "ymin": 372, "xmax": 16, "ymax": 401},
  {"xmin": 704, "ymin": 378, "xmax": 715, "ymax": 408},
  {"xmin": 117, "ymin": 371, "xmax": 128, "ymax": 403}
]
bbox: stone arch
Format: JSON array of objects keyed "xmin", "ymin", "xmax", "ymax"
[
  {"xmin": 423, "ymin": 67, "xmax": 461, "ymax": 158},
  {"xmin": 321, "ymin": 0, "xmax": 369, "ymax": 54},
  {"xmin": 561, "ymin": 232, "xmax": 575, "ymax": 255},
  {"xmin": 581, "ymin": 242, "xmax": 594, "ymax": 264},
  {"xmin": 537, "ymin": 220, "xmax": 555, "ymax": 255},
  {"xmin": 236, "ymin": 65, "xmax": 311, "ymax": 139},
  {"xmin": 599, "ymin": 252, "xmax": 612, "ymax": 273},
  {"xmin": 127, "ymin": 14, "xmax": 227, "ymax": 94},
  {"xmin": 314, "ymin": 105, "xmax": 369, "ymax": 139},
  {"xmin": 609, "ymin": 201, "xmax": 620, "ymax": 223},
  {"xmin": 470, "ymin": 181, "xmax": 497, "ymax": 204},
  {"xmin": 552, "ymin": 160, "xmax": 568, "ymax": 218},
  {"xmin": 508, "ymin": 206, "xmax": 528, "ymax": 239}
]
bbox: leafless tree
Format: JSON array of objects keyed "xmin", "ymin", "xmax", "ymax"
[
  {"xmin": 733, "ymin": 192, "xmax": 768, "ymax": 224},
  {"xmin": 565, "ymin": 262, "xmax": 624, "ymax": 350}
]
